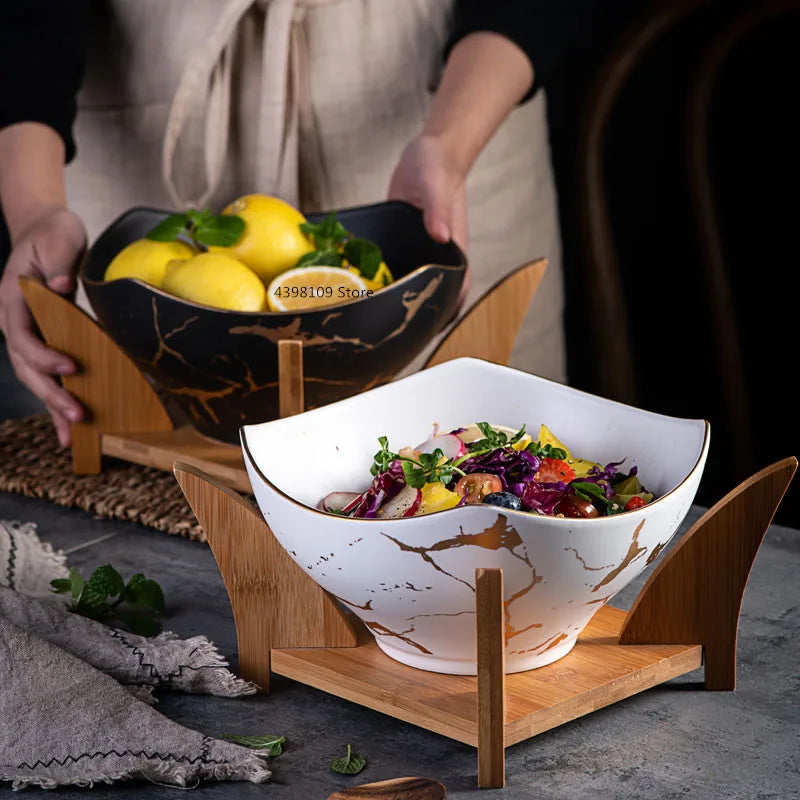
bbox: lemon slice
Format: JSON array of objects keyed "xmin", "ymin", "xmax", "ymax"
[{"xmin": 267, "ymin": 266, "xmax": 370, "ymax": 311}]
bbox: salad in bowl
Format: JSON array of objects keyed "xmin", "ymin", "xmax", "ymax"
[
  {"xmin": 242, "ymin": 358, "xmax": 709, "ymax": 674},
  {"xmin": 321, "ymin": 422, "xmax": 654, "ymax": 520}
]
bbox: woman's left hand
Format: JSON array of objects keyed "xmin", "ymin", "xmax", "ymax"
[{"xmin": 388, "ymin": 134, "xmax": 468, "ymax": 252}]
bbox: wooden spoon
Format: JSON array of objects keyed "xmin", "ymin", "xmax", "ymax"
[{"xmin": 327, "ymin": 776, "xmax": 446, "ymax": 800}]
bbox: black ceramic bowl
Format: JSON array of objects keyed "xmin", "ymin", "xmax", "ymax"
[{"xmin": 80, "ymin": 201, "xmax": 466, "ymax": 442}]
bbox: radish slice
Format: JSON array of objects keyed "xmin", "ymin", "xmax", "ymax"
[
  {"xmin": 321, "ymin": 491, "xmax": 360, "ymax": 513},
  {"xmin": 456, "ymin": 424, "xmax": 519, "ymax": 445},
  {"xmin": 414, "ymin": 433, "xmax": 465, "ymax": 460},
  {"xmin": 377, "ymin": 484, "xmax": 421, "ymax": 518}
]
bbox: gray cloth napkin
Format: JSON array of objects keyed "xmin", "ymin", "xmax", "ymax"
[{"xmin": 0, "ymin": 520, "xmax": 271, "ymax": 790}]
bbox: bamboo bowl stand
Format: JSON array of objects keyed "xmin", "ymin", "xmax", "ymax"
[
  {"xmin": 173, "ymin": 457, "xmax": 795, "ymax": 789},
  {"xmin": 19, "ymin": 259, "xmax": 546, "ymax": 488}
]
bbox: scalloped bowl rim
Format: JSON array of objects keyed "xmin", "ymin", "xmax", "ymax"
[
  {"xmin": 241, "ymin": 357, "xmax": 710, "ymax": 528},
  {"xmin": 80, "ymin": 204, "xmax": 467, "ymax": 317}
]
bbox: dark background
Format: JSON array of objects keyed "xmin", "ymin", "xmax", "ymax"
[
  {"xmin": 548, "ymin": 0, "xmax": 798, "ymax": 520},
  {"xmin": 2, "ymin": 0, "xmax": 798, "ymax": 519}
]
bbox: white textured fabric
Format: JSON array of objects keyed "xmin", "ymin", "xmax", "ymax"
[
  {"xmin": 0, "ymin": 520, "xmax": 68, "ymax": 598},
  {"xmin": 0, "ymin": 521, "xmax": 266, "ymax": 789}
]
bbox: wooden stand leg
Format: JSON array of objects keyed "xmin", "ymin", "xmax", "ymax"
[
  {"xmin": 71, "ymin": 425, "xmax": 103, "ymax": 475},
  {"xmin": 476, "ymin": 568, "xmax": 506, "ymax": 789},
  {"xmin": 174, "ymin": 462, "xmax": 358, "ymax": 691},
  {"xmin": 619, "ymin": 457, "xmax": 797, "ymax": 690},
  {"xmin": 424, "ymin": 259, "xmax": 547, "ymax": 369},
  {"xmin": 19, "ymin": 277, "xmax": 173, "ymax": 473},
  {"xmin": 278, "ymin": 340, "xmax": 304, "ymax": 418}
]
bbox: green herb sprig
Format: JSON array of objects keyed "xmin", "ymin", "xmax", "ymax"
[
  {"xmin": 220, "ymin": 733, "xmax": 285, "ymax": 757},
  {"xmin": 146, "ymin": 208, "xmax": 245, "ymax": 249},
  {"xmin": 370, "ymin": 436, "xmax": 465, "ymax": 488},
  {"xmin": 299, "ymin": 213, "xmax": 383, "ymax": 279},
  {"xmin": 526, "ymin": 441, "xmax": 568, "ymax": 461},
  {"xmin": 330, "ymin": 744, "xmax": 366, "ymax": 775},
  {"xmin": 51, "ymin": 565, "xmax": 165, "ymax": 636},
  {"xmin": 403, "ymin": 449, "xmax": 458, "ymax": 488},
  {"xmin": 456, "ymin": 422, "xmax": 527, "ymax": 464}
]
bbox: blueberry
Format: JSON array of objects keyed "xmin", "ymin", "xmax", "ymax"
[{"xmin": 483, "ymin": 492, "xmax": 522, "ymax": 510}]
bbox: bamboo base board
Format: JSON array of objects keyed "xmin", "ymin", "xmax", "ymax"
[
  {"xmin": 101, "ymin": 426, "xmax": 251, "ymax": 494},
  {"xmin": 271, "ymin": 606, "xmax": 703, "ymax": 749}
]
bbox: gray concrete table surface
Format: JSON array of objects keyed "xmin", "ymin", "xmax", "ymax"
[{"xmin": 0, "ymin": 491, "xmax": 798, "ymax": 800}]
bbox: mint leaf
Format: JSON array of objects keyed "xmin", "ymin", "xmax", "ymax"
[
  {"xmin": 331, "ymin": 744, "xmax": 366, "ymax": 775},
  {"xmin": 194, "ymin": 214, "xmax": 245, "ymax": 247},
  {"xmin": 57, "ymin": 565, "xmax": 166, "ymax": 636},
  {"xmin": 146, "ymin": 213, "xmax": 190, "ymax": 242},
  {"xmin": 84, "ymin": 565, "xmax": 125, "ymax": 605},
  {"xmin": 300, "ymin": 213, "xmax": 348, "ymax": 250},
  {"xmin": 186, "ymin": 208, "xmax": 211, "ymax": 226},
  {"xmin": 221, "ymin": 734, "xmax": 285, "ymax": 756},
  {"xmin": 123, "ymin": 576, "xmax": 165, "ymax": 614},
  {"xmin": 343, "ymin": 238, "xmax": 382, "ymax": 280},
  {"xmin": 147, "ymin": 207, "xmax": 243, "ymax": 247},
  {"xmin": 296, "ymin": 249, "xmax": 344, "ymax": 267},
  {"xmin": 69, "ymin": 567, "xmax": 85, "ymax": 601}
]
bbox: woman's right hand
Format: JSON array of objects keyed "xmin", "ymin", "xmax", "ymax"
[{"xmin": 0, "ymin": 205, "xmax": 87, "ymax": 446}]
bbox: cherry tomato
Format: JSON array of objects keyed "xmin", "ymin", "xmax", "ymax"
[
  {"xmin": 554, "ymin": 495, "xmax": 600, "ymax": 518},
  {"xmin": 454, "ymin": 473, "xmax": 503, "ymax": 504},
  {"xmin": 624, "ymin": 496, "xmax": 648, "ymax": 511}
]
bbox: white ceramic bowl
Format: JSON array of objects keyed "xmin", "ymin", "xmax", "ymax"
[{"xmin": 242, "ymin": 358, "xmax": 709, "ymax": 675}]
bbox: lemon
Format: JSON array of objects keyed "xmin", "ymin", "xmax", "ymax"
[
  {"xmin": 349, "ymin": 261, "xmax": 394, "ymax": 292},
  {"xmin": 267, "ymin": 266, "xmax": 369, "ymax": 312},
  {"xmin": 512, "ymin": 434, "xmax": 532, "ymax": 451},
  {"xmin": 210, "ymin": 194, "xmax": 314, "ymax": 284},
  {"xmin": 162, "ymin": 253, "xmax": 266, "ymax": 311},
  {"xmin": 419, "ymin": 482, "xmax": 461, "ymax": 514},
  {"xmin": 538, "ymin": 424, "xmax": 598, "ymax": 478},
  {"xmin": 104, "ymin": 239, "xmax": 194, "ymax": 287}
]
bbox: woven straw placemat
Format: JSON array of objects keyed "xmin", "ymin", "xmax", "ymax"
[{"xmin": 0, "ymin": 416, "xmax": 204, "ymax": 541}]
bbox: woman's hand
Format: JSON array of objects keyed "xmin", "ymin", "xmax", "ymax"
[
  {"xmin": 389, "ymin": 32, "xmax": 534, "ymax": 312},
  {"xmin": 388, "ymin": 134, "xmax": 468, "ymax": 251},
  {"xmin": 0, "ymin": 205, "xmax": 86, "ymax": 446}
]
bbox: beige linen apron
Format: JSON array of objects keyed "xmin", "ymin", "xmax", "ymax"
[{"xmin": 66, "ymin": 0, "xmax": 565, "ymax": 381}]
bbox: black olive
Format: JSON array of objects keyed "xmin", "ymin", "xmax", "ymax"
[{"xmin": 483, "ymin": 492, "xmax": 522, "ymax": 510}]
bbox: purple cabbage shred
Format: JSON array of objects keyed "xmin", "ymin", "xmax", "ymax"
[{"xmin": 350, "ymin": 460, "xmax": 406, "ymax": 518}]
